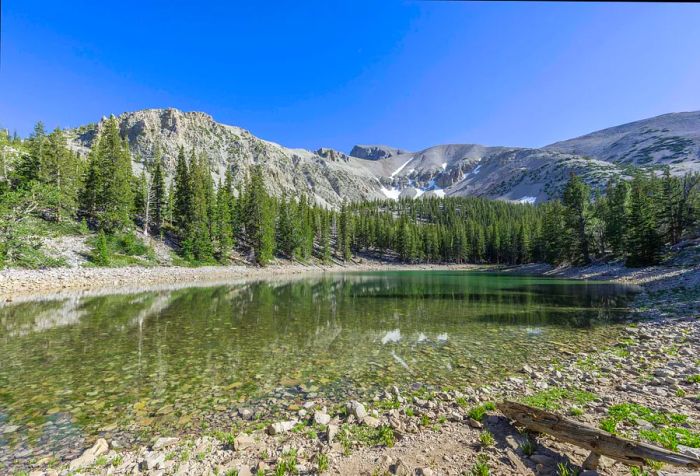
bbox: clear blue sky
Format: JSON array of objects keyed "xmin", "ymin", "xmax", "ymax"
[{"xmin": 2, "ymin": 1, "xmax": 700, "ymax": 153}]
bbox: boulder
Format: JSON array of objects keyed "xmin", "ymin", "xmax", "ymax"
[
  {"xmin": 347, "ymin": 400, "xmax": 367, "ymax": 419},
  {"xmin": 363, "ymin": 416, "xmax": 381, "ymax": 428},
  {"xmin": 266, "ymin": 420, "xmax": 297, "ymax": 435},
  {"xmin": 327, "ymin": 424, "xmax": 339, "ymax": 444},
  {"xmin": 69, "ymin": 438, "xmax": 109, "ymax": 470},
  {"xmin": 152, "ymin": 436, "xmax": 179, "ymax": 450},
  {"xmin": 314, "ymin": 411, "xmax": 331, "ymax": 426},
  {"xmin": 140, "ymin": 451, "xmax": 165, "ymax": 471},
  {"xmin": 234, "ymin": 433, "xmax": 256, "ymax": 450}
]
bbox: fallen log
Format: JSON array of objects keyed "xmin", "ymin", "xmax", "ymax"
[{"xmin": 498, "ymin": 401, "xmax": 700, "ymax": 470}]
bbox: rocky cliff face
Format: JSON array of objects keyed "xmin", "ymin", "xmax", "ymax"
[
  {"xmin": 65, "ymin": 108, "xmax": 700, "ymax": 207},
  {"xmin": 66, "ymin": 108, "xmax": 385, "ymax": 208}
]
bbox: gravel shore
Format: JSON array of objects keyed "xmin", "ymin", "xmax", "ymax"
[{"xmin": 0, "ymin": 262, "xmax": 483, "ymax": 301}]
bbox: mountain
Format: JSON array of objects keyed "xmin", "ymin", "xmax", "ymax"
[
  {"xmin": 64, "ymin": 108, "xmax": 700, "ymax": 207},
  {"xmin": 66, "ymin": 108, "xmax": 386, "ymax": 208},
  {"xmin": 355, "ymin": 144, "xmax": 621, "ymax": 203},
  {"xmin": 349, "ymin": 145, "xmax": 410, "ymax": 160},
  {"xmin": 545, "ymin": 111, "xmax": 700, "ymax": 173}
]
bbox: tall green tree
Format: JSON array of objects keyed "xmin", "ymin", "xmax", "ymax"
[
  {"xmin": 150, "ymin": 146, "xmax": 167, "ymax": 235},
  {"xmin": 337, "ymin": 202, "xmax": 352, "ymax": 261},
  {"xmin": 561, "ymin": 174, "xmax": 591, "ymax": 264},
  {"xmin": 39, "ymin": 128, "xmax": 82, "ymax": 222},
  {"xmin": 625, "ymin": 172, "xmax": 661, "ymax": 267},
  {"xmin": 603, "ymin": 179, "xmax": 629, "ymax": 257},
  {"xmin": 244, "ymin": 165, "xmax": 276, "ymax": 265},
  {"xmin": 172, "ymin": 147, "xmax": 192, "ymax": 234},
  {"xmin": 79, "ymin": 116, "xmax": 133, "ymax": 232},
  {"xmin": 183, "ymin": 152, "xmax": 213, "ymax": 261},
  {"xmin": 216, "ymin": 179, "xmax": 234, "ymax": 262}
]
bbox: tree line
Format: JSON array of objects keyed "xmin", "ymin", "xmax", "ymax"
[{"xmin": 1, "ymin": 117, "xmax": 698, "ymax": 268}]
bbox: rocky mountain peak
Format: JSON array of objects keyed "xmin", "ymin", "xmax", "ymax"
[{"xmin": 349, "ymin": 144, "xmax": 410, "ymax": 160}]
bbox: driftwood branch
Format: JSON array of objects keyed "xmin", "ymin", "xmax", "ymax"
[{"xmin": 498, "ymin": 401, "xmax": 700, "ymax": 470}]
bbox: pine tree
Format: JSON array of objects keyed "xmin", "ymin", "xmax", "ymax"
[
  {"xmin": 216, "ymin": 179, "xmax": 234, "ymax": 262},
  {"xmin": 173, "ymin": 146, "xmax": 191, "ymax": 234},
  {"xmin": 320, "ymin": 211, "xmax": 331, "ymax": 263},
  {"xmin": 186, "ymin": 152, "xmax": 213, "ymax": 261},
  {"xmin": 244, "ymin": 165, "xmax": 276, "ymax": 265},
  {"xmin": 562, "ymin": 174, "xmax": 591, "ymax": 264},
  {"xmin": 337, "ymin": 202, "xmax": 352, "ymax": 261},
  {"xmin": 603, "ymin": 179, "xmax": 628, "ymax": 257},
  {"xmin": 39, "ymin": 128, "xmax": 82, "ymax": 222},
  {"xmin": 276, "ymin": 194, "xmax": 296, "ymax": 258},
  {"xmin": 151, "ymin": 146, "xmax": 167, "ymax": 235},
  {"xmin": 625, "ymin": 172, "xmax": 661, "ymax": 267},
  {"xmin": 540, "ymin": 200, "xmax": 565, "ymax": 264},
  {"xmin": 79, "ymin": 116, "xmax": 133, "ymax": 232},
  {"xmin": 14, "ymin": 122, "xmax": 45, "ymax": 186}
]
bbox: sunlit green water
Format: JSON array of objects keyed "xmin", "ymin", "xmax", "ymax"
[{"xmin": 0, "ymin": 271, "xmax": 637, "ymax": 459}]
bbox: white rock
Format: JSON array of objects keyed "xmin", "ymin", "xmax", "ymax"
[
  {"xmin": 234, "ymin": 433, "xmax": 256, "ymax": 450},
  {"xmin": 266, "ymin": 419, "xmax": 298, "ymax": 435},
  {"xmin": 152, "ymin": 436, "xmax": 179, "ymax": 450},
  {"xmin": 363, "ymin": 416, "xmax": 381, "ymax": 428},
  {"xmin": 314, "ymin": 411, "xmax": 331, "ymax": 426},
  {"xmin": 327, "ymin": 424, "xmax": 339, "ymax": 444},
  {"xmin": 347, "ymin": 400, "xmax": 367, "ymax": 419},
  {"xmin": 69, "ymin": 438, "xmax": 109, "ymax": 470}
]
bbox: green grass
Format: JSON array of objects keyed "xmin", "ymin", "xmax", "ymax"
[
  {"xmin": 112, "ymin": 454, "xmax": 123, "ymax": 467},
  {"xmin": 519, "ymin": 437, "xmax": 536, "ymax": 456},
  {"xmin": 275, "ymin": 449, "xmax": 299, "ymax": 475},
  {"xmin": 521, "ymin": 388, "xmax": 596, "ymax": 411},
  {"xmin": 469, "ymin": 454, "xmax": 490, "ymax": 476},
  {"xmin": 639, "ymin": 427, "xmax": 700, "ymax": 451},
  {"xmin": 600, "ymin": 417, "xmax": 618, "ymax": 434},
  {"xmin": 576, "ymin": 356, "xmax": 600, "ymax": 371},
  {"xmin": 212, "ymin": 430, "xmax": 235, "ymax": 446},
  {"xmin": 607, "ymin": 403, "xmax": 687, "ymax": 426},
  {"xmin": 468, "ymin": 402, "xmax": 496, "ymax": 421},
  {"xmin": 317, "ymin": 453, "xmax": 329, "ymax": 472},
  {"xmin": 599, "ymin": 402, "xmax": 697, "ymax": 450},
  {"xmin": 612, "ymin": 348, "xmax": 631, "ymax": 358},
  {"xmin": 556, "ymin": 462, "xmax": 575, "ymax": 476},
  {"xmin": 687, "ymin": 374, "xmax": 700, "ymax": 384},
  {"xmin": 479, "ymin": 430, "xmax": 495, "ymax": 447},
  {"xmin": 338, "ymin": 424, "xmax": 396, "ymax": 450}
]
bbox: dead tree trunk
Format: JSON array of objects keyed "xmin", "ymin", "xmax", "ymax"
[{"xmin": 498, "ymin": 401, "xmax": 700, "ymax": 470}]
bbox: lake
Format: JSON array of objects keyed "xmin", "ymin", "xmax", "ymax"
[{"xmin": 0, "ymin": 271, "xmax": 638, "ymax": 464}]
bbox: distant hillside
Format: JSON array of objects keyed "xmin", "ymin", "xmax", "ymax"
[{"xmin": 545, "ymin": 111, "xmax": 700, "ymax": 173}]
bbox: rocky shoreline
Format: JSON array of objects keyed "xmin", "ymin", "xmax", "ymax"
[
  {"xmin": 0, "ymin": 262, "xmax": 484, "ymax": 301},
  {"xmin": 4, "ymin": 263, "xmax": 700, "ymax": 476}
]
